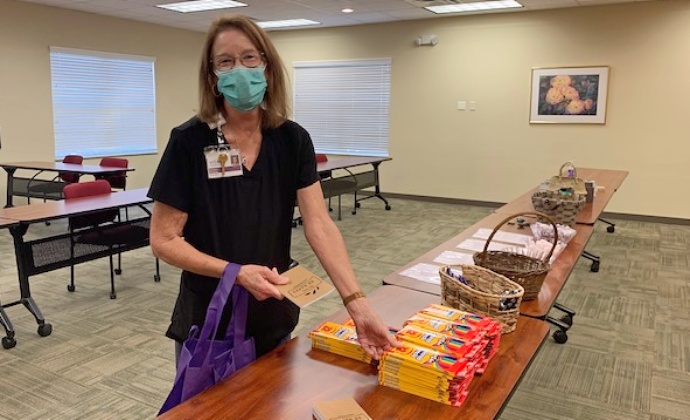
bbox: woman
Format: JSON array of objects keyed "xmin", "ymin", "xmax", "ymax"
[{"xmin": 148, "ymin": 15, "xmax": 398, "ymax": 362}]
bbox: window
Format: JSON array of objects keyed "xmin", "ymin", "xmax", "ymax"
[
  {"xmin": 292, "ymin": 59, "xmax": 391, "ymax": 157},
  {"xmin": 50, "ymin": 47, "xmax": 157, "ymax": 159}
]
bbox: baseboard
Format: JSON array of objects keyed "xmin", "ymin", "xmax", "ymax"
[{"xmin": 360, "ymin": 191, "xmax": 690, "ymax": 226}]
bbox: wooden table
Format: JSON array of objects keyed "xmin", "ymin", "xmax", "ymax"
[
  {"xmin": 0, "ymin": 161, "xmax": 136, "ymax": 207},
  {"xmin": 158, "ymin": 286, "xmax": 549, "ymax": 420},
  {"xmin": 382, "ymin": 212, "xmax": 595, "ymax": 319},
  {"xmin": 0, "ymin": 189, "xmax": 150, "ymax": 223},
  {"xmin": 0, "ymin": 189, "xmax": 152, "ymax": 347},
  {"xmin": 495, "ymin": 168, "xmax": 629, "ymax": 225}
]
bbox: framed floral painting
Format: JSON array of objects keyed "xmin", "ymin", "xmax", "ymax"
[{"xmin": 530, "ymin": 66, "xmax": 609, "ymax": 124}]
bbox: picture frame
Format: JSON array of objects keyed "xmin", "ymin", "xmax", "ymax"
[{"xmin": 530, "ymin": 66, "xmax": 609, "ymax": 124}]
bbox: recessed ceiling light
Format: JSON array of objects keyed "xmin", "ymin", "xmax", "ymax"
[
  {"xmin": 426, "ymin": 0, "xmax": 522, "ymax": 14},
  {"xmin": 257, "ymin": 19, "xmax": 321, "ymax": 29},
  {"xmin": 157, "ymin": 0, "xmax": 247, "ymax": 13},
  {"xmin": 342, "ymin": 8, "xmax": 354, "ymax": 13}
]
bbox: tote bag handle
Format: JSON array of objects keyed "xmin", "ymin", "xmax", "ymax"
[{"xmin": 192, "ymin": 263, "xmax": 249, "ymax": 364}]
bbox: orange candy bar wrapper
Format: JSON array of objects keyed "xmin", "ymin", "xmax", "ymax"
[
  {"xmin": 403, "ymin": 314, "xmax": 481, "ymax": 342},
  {"xmin": 419, "ymin": 304, "xmax": 495, "ymax": 329},
  {"xmin": 381, "ymin": 342, "xmax": 469, "ymax": 378},
  {"xmin": 378, "ymin": 369, "xmax": 473, "ymax": 391},
  {"xmin": 378, "ymin": 379, "xmax": 469, "ymax": 407},
  {"xmin": 405, "ymin": 312, "xmax": 501, "ymax": 372},
  {"xmin": 308, "ymin": 321, "xmax": 373, "ymax": 364},
  {"xmin": 396, "ymin": 325, "xmax": 479, "ymax": 360},
  {"xmin": 309, "ymin": 321, "xmax": 360, "ymax": 343}
]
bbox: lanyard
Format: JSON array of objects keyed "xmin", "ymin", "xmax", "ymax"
[{"xmin": 216, "ymin": 126, "xmax": 227, "ymax": 145}]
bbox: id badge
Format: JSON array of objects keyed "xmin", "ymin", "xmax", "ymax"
[{"xmin": 204, "ymin": 145, "xmax": 243, "ymax": 179}]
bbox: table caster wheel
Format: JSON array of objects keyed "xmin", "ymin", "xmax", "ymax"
[
  {"xmin": 2, "ymin": 336, "xmax": 16, "ymax": 349},
  {"xmin": 385, "ymin": 204, "xmax": 391, "ymax": 210},
  {"xmin": 114, "ymin": 268, "xmax": 122, "ymax": 275},
  {"xmin": 560, "ymin": 314, "xmax": 573, "ymax": 327},
  {"xmin": 355, "ymin": 202, "xmax": 361, "ymax": 208},
  {"xmin": 110, "ymin": 292, "xmax": 117, "ymax": 299},
  {"xmin": 154, "ymin": 274, "xmax": 161, "ymax": 282},
  {"xmin": 590, "ymin": 260, "xmax": 600, "ymax": 272},
  {"xmin": 352, "ymin": 210, "xmax": 357, "ymax": 215},
  {"xmin": 607, "ymin": 225, "xmax": 615, "ymax": 233},
  {"xmin": 67, "ymin": 284, "xmax": 75, "ymax": 292},
  {"xmin": 38, "ymin": 323, "xmax": 52, "ymax": 337},
  {"xmin": 553, "ymin": 330, "xmax": 568, "ymax": 344}
]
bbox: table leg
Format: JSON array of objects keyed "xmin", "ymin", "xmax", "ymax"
[
  {"xmin": 9, "ymin": 224, "xmax": 52, "ymax": 339},
  {"xmin": 4, "ymin": 167, "xmax": 16, "ymax": 208},
  {"xmin": 598, "ymin": 217, "xmax": 616, "ymax": 233},
  {"xmin": 0, "ymin": 298, "xmax": 17, "ymax": 349},
  {"xmin": 581, "ymin": 250, "xmax": 600, "ymax": 272},
  {"xmin": 354, "ymin": 162, "xmax": 392, "ymax": 211}
]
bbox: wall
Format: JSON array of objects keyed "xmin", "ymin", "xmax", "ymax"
[
  {"xmin": 271, "ymin": 0, "xmax": 690, "ymax": 219},
  {"xmin": 0, "ymin": 0, "xmax": 204, "ymax": 190},
  {"xmin": 0, "ymin": 0, "xmax": 687, "ymax": 218}
]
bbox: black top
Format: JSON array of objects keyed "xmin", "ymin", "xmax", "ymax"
[{"xmin": 148, "ymin": 116, "xmax": 319, "ymax": 357}]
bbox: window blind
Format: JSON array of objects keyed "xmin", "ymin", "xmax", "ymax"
[
  {"xmin": 292, "ymin": 59, "xmax": 391, "ymax": 157},
  {"xmin": 50, "ymin": 47, "xmax": 157, "ymax": 159}
]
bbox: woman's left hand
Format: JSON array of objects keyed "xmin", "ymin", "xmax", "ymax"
[{"xmin": 346, "ymin": 298, "xmax": 403, "ymax": 360}]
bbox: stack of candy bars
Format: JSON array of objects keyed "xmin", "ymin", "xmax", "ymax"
[
  {"xmin": 307, "ymin": 304, "xmax": 502, "ymax": 407},
  {"xmin": 412, "ymin": 304, "xmax": 502, "ymax": 373},
  {"xmin": 308, "ymin": 320, "xmax": 373, "ymax": 364},
  {"xmin": 378, "ymin": 305, "xmax": 502, "ymax": 406},
  {"xmin": 378, "ymin": 341, "xmax": 473, "ymax": 406}
]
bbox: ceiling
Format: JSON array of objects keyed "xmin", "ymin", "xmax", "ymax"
[{"xmin": 19, "ymin": 0, "xmax": 656, "ymax": 32}]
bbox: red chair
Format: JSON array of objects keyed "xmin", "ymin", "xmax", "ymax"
[
  {"xmin": 97, "ymin": 157, "xmax": 128, "ymax": 191},
  {"xmin": 27, "ymin": 154, "xmax": 83, "ymax": 204},
  {"xmin": 63, "ymin": 180, "xmax": 160, "ymax": 299}
]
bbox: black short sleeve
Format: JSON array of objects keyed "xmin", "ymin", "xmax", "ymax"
[
  {"xmin": 147, "ymin": 118, "xmax": 202, "ymax": 212},
  {"xmin": 293, "ymin": 123, "xmax": 319, "ymax": 190}
]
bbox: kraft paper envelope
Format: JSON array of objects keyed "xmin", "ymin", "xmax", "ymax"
[{"xmin": 277, "ymin": 265, "xmax": 335, "ymax": 308}]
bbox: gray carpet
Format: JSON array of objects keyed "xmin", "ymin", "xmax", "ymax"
[{"xmin": 0, "ymin": 196, "xmax": 688, "ymax": 420}]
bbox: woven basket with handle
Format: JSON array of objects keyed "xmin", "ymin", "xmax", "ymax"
[
  {"xmin": 473, "ymin": 211, "xmax": 557, "ymax": 300},
  {"xmin": 439, "ymin": 264, "xmax": 523, "ymax": 333},
  {"xmin": 532, "ymin": 189, "xmax": 585, "ymax": 226},
  {"xmin": 546, "ymin": 161, "xmax": 587, "ymax": 196}
]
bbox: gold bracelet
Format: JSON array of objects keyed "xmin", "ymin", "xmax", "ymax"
[{"xmin": 342, "ymin": 291, "xmax": 366, "ymax": 306}]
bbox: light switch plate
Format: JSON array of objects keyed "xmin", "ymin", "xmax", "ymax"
[{"xmin": 457, "ymin": 101, "xmax": 467, "ymax": 110}]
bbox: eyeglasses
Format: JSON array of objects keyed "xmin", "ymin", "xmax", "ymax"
[{"xmin": 212, "ymin": 51, "xmax": 265, "ymax": 71}]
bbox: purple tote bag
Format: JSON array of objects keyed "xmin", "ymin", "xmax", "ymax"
[{"xmin": 158, "ymin": 263, "xmax": 256, "ymax": 415}]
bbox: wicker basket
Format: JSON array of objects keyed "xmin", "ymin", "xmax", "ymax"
[
  {"xmin": 474, "ymin": 212, "xmax": 557, "ymax": 300},
  {"xmin": 532, "ymin": 189, "xmax": 586, "ymax": 227},
  {"xmin": 546, "ymin": 161, "xmax": 587, "ymax": 196},
  {"xmin": 439, "ymin": 264, "xmax": 524, "ymax": 333}
]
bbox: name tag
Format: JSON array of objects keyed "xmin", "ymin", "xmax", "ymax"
[{"xmin": 204, "ymin": 145, "xmax": 243, "ymax": 179}]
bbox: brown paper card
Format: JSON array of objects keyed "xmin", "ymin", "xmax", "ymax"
[
  {"xmin": 312, "ymin": 397, "xmax": 372, "ymax": 420},
  {"xmin": 276, "ymin": 265, "xmax": 335, "ymax": 308}
]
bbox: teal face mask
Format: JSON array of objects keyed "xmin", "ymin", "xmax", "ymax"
[{"xmin": 215, "ymin": 66, "xmax": 267, "ymax": 112}]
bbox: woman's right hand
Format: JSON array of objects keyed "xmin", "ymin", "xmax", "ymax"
[{"xmin": 237, "ymin": 265, "xmax": 289, "ymax": 301}]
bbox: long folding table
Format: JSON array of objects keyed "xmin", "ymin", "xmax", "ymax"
[
  {"xmin": 0, "ymin": 161, "xmax": 136, "ymax": 207},
  {"xmin": 317, "ymin": 156, "xmax": 393, "ymax": 214},
  {"xmin": 495, "ymin": 168, "xmax": 629, "ymax": 272},
  {"xmin": 0, "ymin": 189, "xmax": 152, "ymax": 348},
  {"xmin": 382, "ymin": 212, "xmax": 595, "ymax": 343}
]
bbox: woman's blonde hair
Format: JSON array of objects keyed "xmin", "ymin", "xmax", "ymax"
[{"xmin": 197, "ymin": 15, "xmax": 289, "ymax": 128}]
